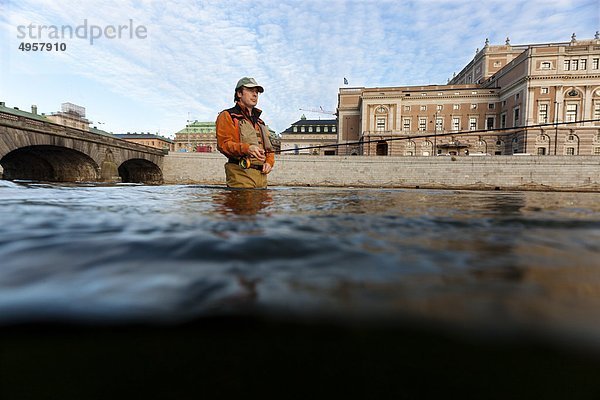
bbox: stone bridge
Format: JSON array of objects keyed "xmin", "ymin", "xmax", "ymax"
[{"xmin": 0, "ymin": 111, "xmax": 164, "ymax": 184}]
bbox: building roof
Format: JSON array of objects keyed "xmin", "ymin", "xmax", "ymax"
[
  {"xmin": 176, "ymin": 121, "xmax": 216, "ymax": 134},
  {"xmin": 89, "ymin": 126, "xmax": 115, "ymax": 137},
  {"xmin": 0, "ymin": 102, "xmax": 50, "ymax": 124},
  {"xmin": 280, "ymin": 115, "xmax": 338, "ymax": 134},
  {"xmin": 292, "ymin": 118, "xmax": 337, "ymax": 126}
]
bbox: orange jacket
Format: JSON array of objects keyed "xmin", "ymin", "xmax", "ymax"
[{"xmin": 216, "ymin": 103, "xmax": 275, "ymax": 167}]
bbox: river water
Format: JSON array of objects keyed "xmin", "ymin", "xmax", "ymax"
[{"xmin": 1, "ymin": 181, "xmax": 600, "ymax": 341}]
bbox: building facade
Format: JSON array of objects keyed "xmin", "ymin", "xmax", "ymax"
[
  {"xmin": 280, "ymin": 115, "xmax": 338, "ymax": 155},
  {"xmin": 174, "ymin": 121, "xmax": 218, "ymax": 153},
  {"xmin": 46, "ymin": 102, "xmax": 91, "ymax": 131},
  {"xmin": 338, "ymin": 35, "xmax": 600, "ymax": 156},
  {"xmin": 114, "ymin": 133, "xmax": 175, "ymax": 152},
  {"xmin": 174, "ymin": 120, "xmax": 280, "ymax": 153}
]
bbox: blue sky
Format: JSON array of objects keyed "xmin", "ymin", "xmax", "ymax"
[{"xmin": 0, "ymin": 0, "xmax": 598, "ymax": 137}]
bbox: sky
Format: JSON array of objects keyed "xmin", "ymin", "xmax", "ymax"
[{"xmin": 0, "ymin": 0, "xmax": 598, "ymax": 138}]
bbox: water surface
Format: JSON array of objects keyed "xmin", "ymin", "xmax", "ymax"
[{"xmin": 1, "ymin": 181, "xmax": 599, "ymax": 344}]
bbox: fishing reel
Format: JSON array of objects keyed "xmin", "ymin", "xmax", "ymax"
[{"xmin": 239, "ymin": 158, "xmax": 252, "ymax": 169}]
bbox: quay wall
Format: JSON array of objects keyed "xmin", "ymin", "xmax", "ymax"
[{"xmin": 163, "ymin": 153, "xmax": 600, "ymax": 192}]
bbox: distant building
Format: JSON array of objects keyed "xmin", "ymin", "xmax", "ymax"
[
  {"xmin": 174, "ymin": 120, "xmax": 279, "ymax": 154},
  {"xmin": 280, "ymin": 115, "xmax": 338, "ymax": 155},
  {"xmin": 114, "ymin": 133, "xmax": 175, "ymax": 152},
  {"xmin": 46, "ymin": 102, "xmax": 90, "ymax": 131},
  {"xmin": 174, "ymin": 121, "xmax": 217, "ymax": 152},
  {"xmin": 338, "ymin": 35, "xmax": 600, "ymax": 156}
]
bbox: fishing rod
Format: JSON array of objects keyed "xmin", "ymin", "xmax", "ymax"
[{"xmin": 267, "ymin": 118, "xmax": 600, "ymax": 155}]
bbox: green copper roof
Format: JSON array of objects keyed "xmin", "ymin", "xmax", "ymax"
[
  {"xmin": 176, "ymin": 121, "xmax": 216, "ymax": 135},
  {"xmin": 0, "ymin": 103, "xmax": 50, "ymax": 124}
]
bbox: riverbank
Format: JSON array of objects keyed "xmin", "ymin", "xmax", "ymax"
[{"xmin": 163, "ymin": 153, "xmax": 600, "ymax": 192}]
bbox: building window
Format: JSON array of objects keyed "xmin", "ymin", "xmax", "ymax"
[
  {"xmin": 500, "ymin": 114, "xmax": 506, "ymax": 128},
  {"xmin": 308, "ymin": 126, "xmax": 313, "ymax": 132},
  {"xmin": 514, "ymin": 108, "xmax": 520, "ymax": 126},
  {"xmin": 541, "ymin": 87, "xmax": 549, "ymax": 94},
  {"xmin": 594, "ymin": 102, "xmax": 600, "ymax": 123},
  {"xmin": 488, "ymin": 103, "xmax": 495, "ymax": 109},
  {"xmin": 593, "ymin": 58, "xmax": 599, "ymax": 69},
  {"xmin": 404, "ymin": 105, "xmax": 411, "ymax": 111},
  {"xmin": 437, "ymin": 105, "xmax": 443, "ymax": 111},
  {"xmin": 316, "ymin": 126, "xmax": 321, "ymax": 132},
  {"xmin": 403, "ymin": 118, "xmax": 411, "ymax": 132},
  {"xmin": 564, "ymin": 60, "xmax": 570, "ymax": 70},
  {"xmin": 486, "ymin": 117, "xmax": 494, "ymax": 130},
  {"xmin": 452, "ymin": 117, "xmax": 460, "ymax": 131},
  {"xmin": 301, "ymin": 126, "xmax": 305, "ymax": 132},
  {"xmin": 566, "ymin": 147, "xmax": 575, "ymax": 155},
  {"xmin": 541, "ymin": 61, "xmax": 551, "ymax": 70},
  {"xmin": 418, "ymin": 118, "xmax": 427, "ymax": 131},
  {"xmin": 323, "ymin": 126, "xmax": 328, "ymax": 132},
  {"xmin": 469, "ymin": 117, "xmax": 477, "ymax": 130},
  {"xmin": 420, "ymin": 105, "xmax": 427, "ymax": 111},
  {"xmin": 453, "ymin": 104, "xmax": 460, "ymax": 110},
  {"xmin": 581, "ymin": 59, "xmax": 587, "ymax": 70},
  {"xmin": 539, "ymin": 104, "xmax": 548, "ymax": 123},
  {"xmin": 332, "ymin": 126, "xmax": 336, "ymax": 132},
  {"xmin": 435, "ymin": 117, "xmax": 443, "ymax": 131},
  {"xmin": 572, "ymin": 60, "xmax": 578, "ymax": 70},
  {"xmin": 566, "ymin": 103, "xmax": 577, "ymax": 122},
  {"xmin": 537, "ymin": 147, "xmax": 546, "ymax": 155},
  {"xmin": 470, "ymin": 104, "xmax": 477, "ymax": 110},
  {"xmin": 376, "ymin": 118, "xmax": 386, "ymax": 131}
]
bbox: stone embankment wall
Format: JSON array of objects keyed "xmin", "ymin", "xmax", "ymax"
[{"xmin": 163, "ymin": 153, "xmax": 600, "ymax": 192}]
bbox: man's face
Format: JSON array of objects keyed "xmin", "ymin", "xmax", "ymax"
[{"xmin": 238, "ymin": 86, "xmax": 260, "ymax": 109}]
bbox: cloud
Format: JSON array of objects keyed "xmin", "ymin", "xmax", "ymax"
[{"xmin": 1, "ymin": 0, "xmax": 598, "ymax": 135}]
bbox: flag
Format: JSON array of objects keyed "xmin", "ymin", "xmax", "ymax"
[{"xmin": 343, "ymin": 77, "xmax": 348, "ymax": 85}]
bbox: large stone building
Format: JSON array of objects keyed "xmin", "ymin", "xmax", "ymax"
[
  {"xmin": 337, "ymin": 34, "xmax": 600, "ymax": 156},
  {"xmin": 279, "ymin": 115, "xmax": 338, "ymax": 155}
]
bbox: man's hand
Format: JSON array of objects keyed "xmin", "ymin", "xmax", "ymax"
[
  {"xmin": 262, "ymin": 162, "xmax": 272, "ymax": 174},
  {"xmin": 248, "ymin": 145, "xmax": 266, "ymax": 162}
]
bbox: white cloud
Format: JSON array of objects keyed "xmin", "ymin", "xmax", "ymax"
[{"xmin": 1, "ymin": 0, "xmax": 598, "ymax": 135}]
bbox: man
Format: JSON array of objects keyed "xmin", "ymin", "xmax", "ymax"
[{"xmin": 216, "ymin": 77, "xmax": 275, "ymax": 188}]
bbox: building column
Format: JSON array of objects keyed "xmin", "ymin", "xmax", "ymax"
[
  {"xmin": 584, "ymin": 85, "xmax": 594, "ymax": 125},
  {"xmin": 526, "ymin": 86, "xmax": 536, "ymax": 126}
]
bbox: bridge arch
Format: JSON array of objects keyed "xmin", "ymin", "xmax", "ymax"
[
  {"xmin": 1, "ymin": 145, "xmax": 100, "ymax": 182},
  {"xmin": 118, "ymin": 158, "xmax": 163, "ymax": 184},
  {"xmin": 0, "ymin": 116, "xmax": 165, "ymax": 184}
]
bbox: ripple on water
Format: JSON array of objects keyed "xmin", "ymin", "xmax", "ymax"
[{"xmin": 0, "ymin": 183, "xmax": 599, "ymax": 344}]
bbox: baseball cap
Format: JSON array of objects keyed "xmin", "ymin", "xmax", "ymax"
[{"xmin": 235, "ymin": 77, "xmax": 264, "ymax": 93}]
